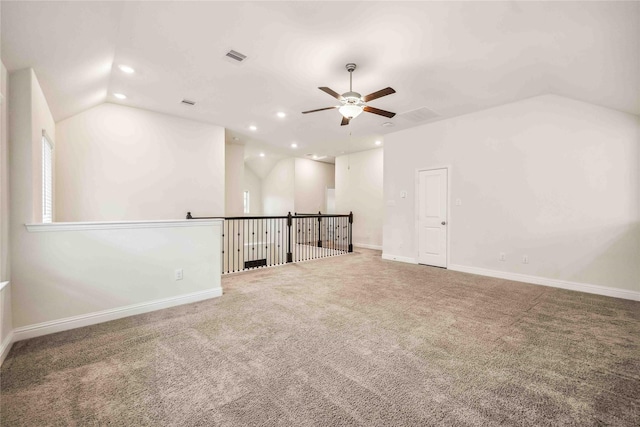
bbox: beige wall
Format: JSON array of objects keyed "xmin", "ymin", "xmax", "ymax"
[
  {"xmin": 336, "ymin": 148, "xmax": 383, "ymax": 249},
  {"xmin": 55, "ymin": 103, "xmax": 225, "ymax": 221},
  {"xmin": 225, "ymin": 142, "xmax": 244, "ymax": 216},
  {"xmin": 244, "ymin": 165, "xmax": 263, "ymax": 215},
  {"xmin": 262, "ymin": 158, "xmax": 295, "ymax": 215},
  {"xmin": 294, "ymin": 158, "xmax": 335, "ymax": 214},
  {"xmin": 384, "ymin": 94, "xmax": 640, "ymax": 294}
]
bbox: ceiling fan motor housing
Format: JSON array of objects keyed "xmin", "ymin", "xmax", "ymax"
[{"xmin": 342, "ymin": 91, "xmax": 363, "ymax": 103}]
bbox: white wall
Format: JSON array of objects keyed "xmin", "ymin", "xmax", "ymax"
[
  {"xmin": 9, "ymin": 69, "xmax": 55, "ymax": 227},
  {"xmin": 336, "ymin": 148, "xmax": 383, "ymax": 249},
  {"xmin": 262, "ymin": 158, "xmax": 295, "ymax": 215},
  {"xmin": 244, "ymin": 165, "xmax": 263, "ymax": 215},
  {"xmin": 294, "ymin": 158, "xmax": 335, "ymax": 214},
  {"xmin": 13, "ymin": 220, "xmax": 221, "ymax": 333},
  {"xmin": 7, "ymin": 69, "xmax": 55, "ymax": 357},
  {"xmin": 0, "ymin": 60, "xmax": 12, "ymax": 364},
  {"xmin": 384, "ymin": 94, "xmax": 639, "ymax": 295},
  {"xmin": 0, "ymin": 281, "xmax": 10, "ymax": 364},
  {"xmin": 55, "ymin": 103, "xmax": 225, "ymax": 221},
  {"xmin": 225, "ymin": 142, "xmax": 244, "ymax": 216},
  {"xmin": 6, "ymin": 72, "xmax": 223, "ymax": 349},
  {"xmin": 1, "ymin": 62, "xmax": 8, "ymax": 280}
]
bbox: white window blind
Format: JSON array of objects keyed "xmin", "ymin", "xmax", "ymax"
[
  {"xmin": 42, "ymin": 133, "xmax": 53, "ymax": 223},
  {"xmin": 243, "ymin": 191, "xmax": 250, "ymax": 214}
]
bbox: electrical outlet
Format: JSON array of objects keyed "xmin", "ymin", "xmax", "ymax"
[
  {"xmin": 175, "ymin": 269, "xmax": 183, "ymax": 280},
  {"xmin": 522, "ymin": 255, "xmax": 529, "ymax": 264},
  {"xmin": 499, "ymin": 252, "xmax": 506, "ymax": 262},
  {"xmin": 455, "ymin": 198, "xmax": 462, "ymax": 206}
]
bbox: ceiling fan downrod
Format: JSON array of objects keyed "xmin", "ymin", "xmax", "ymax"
[{"xmin": 346, "ymin": 63, "xmax": 356, "ymax": 92}]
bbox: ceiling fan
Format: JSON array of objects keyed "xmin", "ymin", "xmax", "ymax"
[{"xmin": 302, "ymin": 63, "xmax": 396, "ymax": 126}]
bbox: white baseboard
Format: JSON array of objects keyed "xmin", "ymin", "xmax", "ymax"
[
  {"xmin": 448, "ymin": 264, "xmax": 640, "ymax": 302},
  {"xmin": 382, "ymin": 253, "xmax": 418, "ymax": 264},
  {"xmin": 354, "ymin": 243, "xmax": 382, "ymax": 251},
  {"xmin": 12, "ymin": 288, "xmax": 223, "ymax": 342},
  {"xmin": 0, "ymin": 330, "xmax": 14, "ymax": 366}
]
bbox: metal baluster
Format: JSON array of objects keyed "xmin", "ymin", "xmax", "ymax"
[{"xmin": 287, "ymin": 212, "xmax": 293, "ymax": 263}]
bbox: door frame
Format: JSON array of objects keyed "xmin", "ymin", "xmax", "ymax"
[{"xmin": 414, "ymin": 165, "xmax": 451, "ymax": 268}]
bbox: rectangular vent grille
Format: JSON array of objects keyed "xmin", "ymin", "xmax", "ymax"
[
  {"xmin": 181, "ymin": 99, "xmax": 196, "ymax": 106},
  {"xmin": 245, "ymin": 259, "xmax": 267, "ymax": 269},
  {"xmin": 399, "ymin": 106, "xmax": 439, "ymax": 122},
  {"xmin": 226, "ymin": 50, "xmax": 247, "ymax": 62}
]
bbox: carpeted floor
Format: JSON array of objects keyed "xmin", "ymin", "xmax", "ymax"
[{"xmin": 1, "ymin": 249, "xmax": 639, "ymax": 426}]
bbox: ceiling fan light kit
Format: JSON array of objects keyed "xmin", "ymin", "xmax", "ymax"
[
  {"xmin": 339, "ymin": 103, "xmax": 364, "ymax": 119},
  {"xmin": 302, "ymin": 63, "xmax": 396, "ymax": 126}
]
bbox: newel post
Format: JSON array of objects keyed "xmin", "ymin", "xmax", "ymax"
[
  {"xmin": 286, "ymin": 211, "xmax": 293, "ymax": 263},
  {"xmin": 317, "ymin": 211, "xmax": 323, "ymax": 248},
  {"xmin": 348, "ymin": 211, "xmax": 353, "ymax": 253}
]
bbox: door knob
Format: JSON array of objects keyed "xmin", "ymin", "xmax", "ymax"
[{"xmin": 441, "ymin": 221, "xmax": 446, "ymax": 225}]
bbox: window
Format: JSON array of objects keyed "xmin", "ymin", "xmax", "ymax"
[
  {"xmin": 243, "ymin": 190, "xmax": 250, "ymax": 214},
  {"xmin": 42, "ymin": 132, "xmax": 53, "ymax": 223}
]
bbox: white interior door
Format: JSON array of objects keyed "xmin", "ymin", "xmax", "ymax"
[{"xmin": 418, "ymin": 168, "xmax": 448, "ymax": 267}]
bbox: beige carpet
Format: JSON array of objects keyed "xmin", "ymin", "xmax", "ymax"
[{"xmin": 1, "ymin": 249, "xmax": 639, "ymax": 426}]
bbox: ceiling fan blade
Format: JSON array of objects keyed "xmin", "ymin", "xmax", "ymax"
[
  {"xmin": 341, "ymin": 116, "xmax": 350, "ymax": 126},
  {"xmin": 362, "ymin": 87, "xmax": 396, "ymax": 102},
  {"xmin": 363, "ymin": 106, "xmax": 396, "ymax": 118},
  {"xmin": 302, "ymin": 106, "xmax": 338, "ymax": 114},
  {"xmin": 319, "ymin": 87, "xmax": 344, "ymax": 100}
]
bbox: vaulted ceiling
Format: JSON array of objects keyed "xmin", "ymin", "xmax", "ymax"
[{"xmin": 2, "ymin": 1, "xmax": 639, "ymax": 164}]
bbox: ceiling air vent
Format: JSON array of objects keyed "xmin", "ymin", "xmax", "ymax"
[
  {"xmin": 399, "ymin": 106, "xmax": 439, "ymax": 123},
  {"xmin": 225, "ymin": 49, "xmax": 247, "ymax": 63},
  {"xmin": 181, "ymin": 99, "xmax": 196, "ymax": 106},
  {"xmin": 305, "ymin": 153, "xmax": 327, "ymax": 161}
]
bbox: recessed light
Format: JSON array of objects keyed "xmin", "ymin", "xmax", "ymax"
[
  {"xmin": 249, "ymin": 125, "xmax": 257, "ymax": 131},
  {"xmin": 291, "ymin": 143, "xmax": 297, "ymax": 148},
  {"xmin": 114, "ymin": 93, "xmax": 127, "ymax": 100},
  {"xmin": 381, "ymin": 122, "xmax": 394, "ymax": 127},
  {"xmin": 375, "ymin": 140, "xmax": 382, "ymax": 145},
  {"xmin": 259, "ymin": 153, "xmax": 265, "ymax": 157},
  {"xmin": 312, "ymin": 155, "xmax": 318, "ymax": 159},
  {"xmin": 277, "ymin": 112, "xmax": 286, "ymax": 118},
  {"xmin": 118, "ymin": 65, "xmax": 135, "ymax": 74}
]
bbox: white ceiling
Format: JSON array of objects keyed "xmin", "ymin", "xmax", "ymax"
[{"xmin": 2, "ymin": 1, "xmax": 639, "ymax": 165}]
